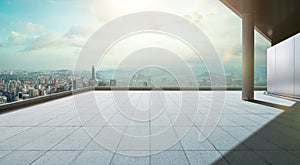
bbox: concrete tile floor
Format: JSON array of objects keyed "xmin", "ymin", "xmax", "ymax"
[{"xmin": 0, "ymin": 91, "xmax": 299, "ymax": 165}]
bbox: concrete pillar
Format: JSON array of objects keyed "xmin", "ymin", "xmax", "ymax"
[{"xmin": 242, "ymin": 12, "xmax": 254, "ymax": 101}]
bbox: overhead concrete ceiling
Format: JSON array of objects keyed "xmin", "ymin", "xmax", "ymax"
[{"xmin": 220, "ymin": 0, "xmax": 300, "ymax": 45}]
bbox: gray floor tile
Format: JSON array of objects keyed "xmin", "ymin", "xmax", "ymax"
[
  {"xmin": 151, "ymin": 127, "xmax": 180, "ymax": 151},
  {"xmin": 52, "ymin": 127, "xmax": 100, "ymax": 151},
  {"xmin": 83, "ymin": 115, "xmax": 108, "ymax": 127},
  {"xmin": 0, "ymin": 151, "xmax": 45, "ymax": 165},
  {"xmin": 0, "ymin": 127, "xmax": 30, "ymax": 142},
  {"xmin": 0, "ymin": 127, "xmax": 54, "ymax": 150},
  {"xmin": 220, "ymin": 151, "xmax": 269, "ymax": 165},
  {"xmin": 0, "ymin": 151, "xmax": 11, "ymax": 159},
  {"xmin": 84, "ymin": 139, "xmax": 108, "ymax": 151},
  {"xmin": 243, "ymin": 134, "xmax": 280, "ymax": 150},
  {"xmin": 166, "ymin": 141, "xmax": 183, "ymax": 151},
  {"xmin": 90, "ymin": 127, "xmax": 126, "ymax": 151},
  {"xmin": 125, "ymin": 126, "xmax": 150, "ymax": 136},
  {"xmin": 290, "ymin": 150, "xmax": 300, "ymax": 159},
  {"xmin": 61, "ymin": 117, "xmax": 82, "ymax": 127},
  {"xmin": 73, "ymin": 151, "xmax": 113, "ymax": 165},
  {"xmin": 186, "ymin": 151, "xmax": 225, "ymax": 165},
  {"xmin": 180, "ymin": 127, "xmax": 215, "ymax": 151},
  {"xmin": 19, "ymin": 127, "xmax": 77, "ymax": 150},
  {"xmin": 40, "ymin": 114, "xmax": 75, "ymax": 126},
  {"xmin": 111, "ymin": 153, "xmax": 149, "ymax": 165},
  {"xmin": 208, "ymin": 127, "xmax": 248, "ymax": 150},
  {"xmin": 118, "ymin": 134, "xmax": 150, "ymax": 151},
  {"xmin": 151, "ymin": 151, "xmax": 189, "ymax": 165},
  {"xmin": 255, "ymin": 151, "xmax": 300, "ymax": 165},
  {"xmin": 221, "ymin": 126, "xmax": 254, "ymax": 142},
  {"xmin": 32, "ymin": 151, "xmax": 80, "ymax": 165}
]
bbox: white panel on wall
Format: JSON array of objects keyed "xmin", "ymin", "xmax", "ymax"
[
  {"xmin": 275, "ymin": 37, "xmax": 295, "ymax": 95},
  {"xmin": 267, "ymin": 47, "xmax": 276, "ymax": 93},
  {"xmin": 295, "ymin": 33, "xmax": 300, "ymax": 96}
]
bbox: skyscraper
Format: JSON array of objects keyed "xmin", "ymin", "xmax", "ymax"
[
  {"xmin": 29, "ymin": 88, "xmax": 34, "ymax": 98},
  {"xmin": 45, "ymin": 78, "xmax": 48, "ymax": 86},
  {"xmin": 54, "ymin": 78, "xmax": 58, "ymax": 88},
  {"xmin": 92, "ymin": 65, "xmax": 95, "ymax": 80},
  {"xmin": 110, "ymin": 79, "xmax": 117, "ymax": 86},
  {"xmin": 72, "ymin": 80, "xmax": 77, "ymax": 90}
]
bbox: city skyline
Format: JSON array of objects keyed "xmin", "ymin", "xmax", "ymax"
[{"xmin": 0, "ymin": 63, "xmax": 267, "ymax": 104}]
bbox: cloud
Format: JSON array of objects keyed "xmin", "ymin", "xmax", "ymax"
[
  {"xmin": 22, "ymin": 26, "xmax": 95, "ymax": 53},
  {"xmin": 13, "ymin": 31, "xmax": 81, "ymax": 70},
  {"xmin": 10, "ymin": 31, "xmax": 27, "ymax": 39},
  {"xmin": 222, "ymin": 46, "xmax": 241, "ymax": 62},
  {"xmin": 26, "ymin": 22, "xmax": 43, "ymax": 31},
  {"xmin": 8, "ymin": 31, "xmax": 28, "ymax": 45},
  {"xmin": 23, "ymin": 33, "xmax": 61, "ymax": 51},
  {"xmin": 184, "ymin": 12, "xmax": 204, "ymax": 25},
  {"xmin": 64, "ymin": 26, "xmax": 95, "ymax": 39}
]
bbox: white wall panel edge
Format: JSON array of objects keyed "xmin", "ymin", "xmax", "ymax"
[{"xmin": 295, "ymin": 33, "xmax": 300, "ymax": 96}]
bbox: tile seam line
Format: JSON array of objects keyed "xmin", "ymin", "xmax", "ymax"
[
  {"xmin": 69, "ymin": 108, "xmax": 117, "ymax": 164},
  {"xmin": 28, "ymin": 126, "xmax": 81, "ymax": 165}
]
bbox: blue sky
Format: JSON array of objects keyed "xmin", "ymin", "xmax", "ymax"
[{"xmin": 0, "ymin": 0, "xmax": 270, "ymax": 74}]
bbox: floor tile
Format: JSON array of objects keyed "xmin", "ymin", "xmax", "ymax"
[
  {"xmin": 186, "ymin": 151, "xmax": 226, "ymax": 165},
  {"xmin": 111, "ymin": 153, "xmax": 150, "ymax": 165},
  {"xmin": 151, "ymin": 151, "xmax": 189, "ymax": 165},
  {"xmin": 0, "ymin": 151, "xmax": 45, "ymax": 165},
  {"xmin": 32, "ymin": 151, "xmax": 80, "ymax": 165},
  {"xmin": 73, "ymin": 151, "xmax": 113, "ymax": 165}
]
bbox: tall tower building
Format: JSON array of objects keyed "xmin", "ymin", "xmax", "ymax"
[
  {"xmin": 72, "ymin": 80, "xmax": 77, "ymax": 90},
  {"xmin": 110, "ymin": 79, "xmax": 117, "ymax": 86},
  {"xmin": 54, "ymin": 78, "xmax": 58, "ymax": 88},
  {"xmin": 45, "ymin": 78, "xmax": 49, "ymax": 86},
  {"xmin": 92, "ymin": 65, "xmax": 95, "ymax": 80},
  {"xmin": 29, "ymin": 88, "xmax": 34, "ymax": 98}
]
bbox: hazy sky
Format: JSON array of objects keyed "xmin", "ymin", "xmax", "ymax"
[{"xmin": 0, "ymin": 0, "xmax": 270, "ymax": 74}]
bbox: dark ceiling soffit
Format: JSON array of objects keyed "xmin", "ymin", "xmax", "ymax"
[{"xmin": 220, "ymin": 0, "xmax": 272, "ymax": 42}]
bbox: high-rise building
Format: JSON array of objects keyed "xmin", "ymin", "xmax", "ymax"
[
  {"xmin": 0, "ymin": 96, "xmax": 7, "ymax": 104},
  {"xmin": 11, "ymin": 91, "xmax": 15, "ymax": 102},
  {"xmin": 18, "ymin": 92, "xmax": 23, "ymax": 99},
  {"xmin": 92, "ymin": 65, "xmax": 95, "ymax": 80},
  {"xmin": 45, "ymin": 78, "xmax": 49, "ymax": 86},
  {"xmin": 22, "ymin": 94, "xmax": 30, "ymax": 100},
  {"xmin": 72, "ymin": 80, "xmax": 77, "ymax": 90},
  {"xmin": 54, "ymin": 78, "xmax": 58, "ymax": 88},
  {"xmin": 110, "ymin": 79, "xmax": 117, "ymax": 86},
  {"xmin": 29, "ymin": 88, "xmax": 34, "ymax": 98},
  {"xmin": 5, "ymin": 92, "xmax": 11, "ymax": 102},
  {"xmin": 50, "ymin": 87, "xmax": 56, "ymax": 94}
]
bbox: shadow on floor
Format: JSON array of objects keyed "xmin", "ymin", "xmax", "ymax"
[{"xmin": 213, "ymin": 99, "xmax": 300, "ymax": 165}]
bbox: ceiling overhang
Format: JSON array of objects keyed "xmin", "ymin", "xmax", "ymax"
[{"xmin": 220, "ymin": 0, "xmax": 300, "ymax": 45}]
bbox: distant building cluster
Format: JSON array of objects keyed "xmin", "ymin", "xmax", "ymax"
[
  {"xmin": 0, "ymin": 70, "xmax": 73, "ymax": 104},
  {"xmin": 0, "ymin": 66, "xmax": 117, "ymax": 105},
  {"xmin": 0, "ymin": 66, "xmax": 266, "ymax": 105}
]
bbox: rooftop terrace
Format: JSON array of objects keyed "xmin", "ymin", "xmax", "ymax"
[{"xmin": 0, "ymin": 91, "xmax": 299, "ymax": 165}]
